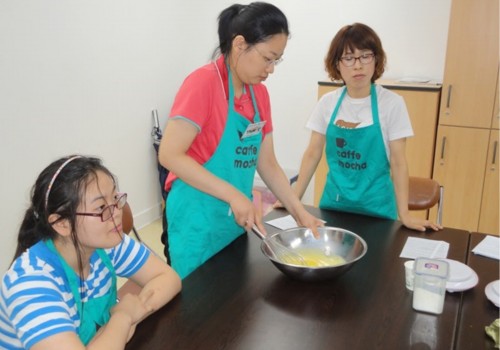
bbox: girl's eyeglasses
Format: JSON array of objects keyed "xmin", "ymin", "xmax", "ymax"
[
  {"xmin": 76, "ymin": 193, "xmax": 127, "ymax": 222},
  {"xmin": 340, "ymin": 53, "xmax": 375, "ymax": 67}
]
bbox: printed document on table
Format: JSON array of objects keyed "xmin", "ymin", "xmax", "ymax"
[
  {"xmin": 400, "ymin": 237, "xmax": 450, "ymax": 259},
  {"xmin": 472, "ymin": 235, "xmax": 500, "ymax": 260},
  {"xmin": 265, "ymin": 215, "xmax": 298, "ymax": 230}
]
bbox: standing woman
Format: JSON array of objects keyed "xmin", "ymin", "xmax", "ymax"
[
  {"xmin": 0, "ymin": 156, "xmax": 181, "ymax": 350},
  {"xmin": 290, "ymin": 23, "xmax": 442, "ymax": 232},
  {"xmin": 159, "ymin": 2, "xmax": 322, "ymax": 279}
]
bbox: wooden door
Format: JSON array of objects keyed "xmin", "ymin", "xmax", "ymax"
[
  {"xmin": 478, "ymin": 130, "xmax": 499, "ymax": 235},
  {"xmin": 492, "ymin": 69, "xmax": 499, "ymax": 130},
  {"xmin": 430, "ymin": 126, "xmax": 491, "ymax": 231},
  {"xmin": 389, "ymin": 88, "xmax": 440, "ymax": 222},
  {"xmin": 438, "ymin": 0, "xmax": 499, "ymax": 128},
  {"xmin": 396, "ymin": 89, "xmax": 440, "ymax": 178}
]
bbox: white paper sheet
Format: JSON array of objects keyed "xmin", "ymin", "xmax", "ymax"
[
  {"xmin": 265, "ymin": 215, "xmax": 298, "ymax": 230},
  {"xmin": 399, "ymin": 237, "xmax": 450, "ymax": 259},
  {"xmin": 472, "ymin": 235, "xmax": 500, "ymax": 260}
]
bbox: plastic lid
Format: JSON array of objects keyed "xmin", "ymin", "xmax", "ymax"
[
  {"xmin": 440, "ymin": 259, "xmax": 473, "ymax": 282},
  {"xmin": 414, "ymin": 257, "xmax": 449, "ymax": 279}
]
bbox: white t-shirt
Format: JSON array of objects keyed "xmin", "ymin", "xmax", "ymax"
[{"xmin": 306, "ymin": 85, "xmax": 414, "ymax": 159}]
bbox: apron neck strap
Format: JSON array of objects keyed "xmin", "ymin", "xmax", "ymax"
[
  {"xmin": 369, "ymin": 84, "xmax": 380, "ymax": 125},
  {"xmin": 334, "ymin": 84, "xmax": 379, "ymax": 125},
  {"xmin": 44, "ymin": 240, "xmax": 115, "ymax": 311},
  {"xmin": 45, "ymin": 239, "xmax": 84, "ymax": 311},
  {"xmin": 226, "ymin": 64, "xmax": 260, "ymax": 122}
]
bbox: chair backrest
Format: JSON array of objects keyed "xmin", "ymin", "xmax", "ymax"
[
  {"xmin": 408, "ymin": 177, "xmax": 440, "ymax": 210},
  {"xmin": 121, "ymin": 202, "xmax": 144, "ymax": 243},
  {"xmin": 122, "ymin": 202, "xmax": 134, "ymax": 234},
  {"xmin": 408, "ymin": 176, "xmax": 444, "ymax": 225},
  {"xmin": 118, "ymin": 201, "xmax": 143, "ymax": 299}
]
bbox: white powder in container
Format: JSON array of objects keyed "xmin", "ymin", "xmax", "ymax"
[{"xmin": 412, "ymin": 287, "xmax": 445, "ymax": 314}]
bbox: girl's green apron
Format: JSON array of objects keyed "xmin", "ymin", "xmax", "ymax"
[
  {"xmin": 45, "ymin": 240, "xmax": 117, "ymax": 345},
  {"xmin": 319, "ymin": 84, "xmax": 397, "ymax": 219},
  {"xmin": 167, "ymin": 68, "xmax": 263, "ymax": 279}
]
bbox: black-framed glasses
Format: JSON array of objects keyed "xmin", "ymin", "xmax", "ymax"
[
  {"xmin": 76, "ymin": 193, "xmax": 127, "ymax": 222},
  {"xmin": 340, "ymin": 53, "xmax": 375, "ymax": 67},
  {"xmin": 253, "ymin": 46, "xmax": 284, "ymax": 67}
]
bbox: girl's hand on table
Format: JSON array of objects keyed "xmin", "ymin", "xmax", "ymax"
[
  {"xmin": 111, "ymin": 289, "xmax": 155, "ymax": 327},
  {"xmin": 401, "ymin": 215, "xmax": 443, "ymax": 232}
]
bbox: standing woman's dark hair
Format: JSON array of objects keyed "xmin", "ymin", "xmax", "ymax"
[
  {"xmin": 14, "ymin": 156, "xmax": 116, "ymax": 272},
  {"xmin": 325, "ymin": 23, "xmax": 386, "ymax": 83},
  {"xmin": 217, "ymin": 1, "xmax": 289, "ymax": 56}
]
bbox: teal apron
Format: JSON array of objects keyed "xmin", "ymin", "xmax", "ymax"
[
  {"xmin": 46, "ymin": 240, "xmax": 117, "ymax": 345},
  {"xmin": 167, "ymin": 68, "xmax": 263, "ymax": 279},
  {"xmin": 319, "ymin": 84, "xmax": 397, "ymax": 219}
]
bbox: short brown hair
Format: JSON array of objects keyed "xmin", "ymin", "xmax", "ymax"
[{"xmin": 325, "ymin": 23, "xmax": 386, "ymax": 83}]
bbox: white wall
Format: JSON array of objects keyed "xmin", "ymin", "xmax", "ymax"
[{"xmin": 0, "ymin": 0, "xmax": 451, "ymax": 272}]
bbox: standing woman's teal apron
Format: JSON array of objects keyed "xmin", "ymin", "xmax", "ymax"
[
  {"xmin": 45, "ymin": 240, "xmax": 117, "ymax": 345},
  {"xmin": 167, "ymin": 68, "xmax": 263, "ymax": 279},
  {"xmin": 319, "ymin": 84, "xmax": 397, "ymax": 219}
]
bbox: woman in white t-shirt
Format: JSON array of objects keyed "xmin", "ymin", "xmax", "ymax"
[{"xmin": 291, "ymin": 23, "xmax": 441, "ymax": 232}]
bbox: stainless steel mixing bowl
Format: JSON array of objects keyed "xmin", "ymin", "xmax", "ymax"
[{"xmin": 260, "ymin": 226, "xmax": 368, "ymax": 282}]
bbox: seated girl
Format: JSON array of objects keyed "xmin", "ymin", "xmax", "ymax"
[{"xmin": 0, "ymin": 155, "xmax": 181, "ymax": 349}]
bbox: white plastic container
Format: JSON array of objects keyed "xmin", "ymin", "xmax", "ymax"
[
  {"xmin": 404, "ymin": 260, "xmax": 415, "ymax": 291},
  {"xmin": 412, "ymin": 258, "xmax": 449, "ymax": 314}
]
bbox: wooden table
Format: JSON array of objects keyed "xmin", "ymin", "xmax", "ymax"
[
  {"xmin": 455, "ymin": 233, "xmax": 500, "ymax": 350},
  {"xmin": 126, "ymin": 207, "xmax": 472, "ymax": 350}
]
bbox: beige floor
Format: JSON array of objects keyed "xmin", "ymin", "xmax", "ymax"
[
  {"xmin": 133, "ymin": 219, "xmax": 165, "ymax": 259},
  {"xmin": 118, "ymin": 219, "xmax": 164, "ymax": 288}
]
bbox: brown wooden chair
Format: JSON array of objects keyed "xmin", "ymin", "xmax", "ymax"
[
  {"xmin": 117, "ymin": 202, "xmax": 144, "ymax": 299},
  {"xmin": 122, "ymin": 202, "xmax": 143, "ymax": 243},
  {"xmin": 408, "ymin": 176, "xmax": 444, "ymax": 225}
]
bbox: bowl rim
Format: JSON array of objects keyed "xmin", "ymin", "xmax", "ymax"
[{"xmin": 261, "ymin": 226, "xmax": 368, "ymax": 269}]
